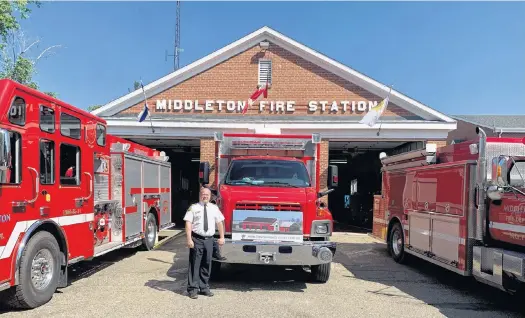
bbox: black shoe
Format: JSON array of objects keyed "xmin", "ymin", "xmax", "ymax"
[
  {"xmin": 200, "ymin": 290, "xmax": 214, "ymax": 297},
  {"xmin": 213, "ymin": 256, "xmax": 227, "ymax": 261},
  {"xmin": 188, "ymin": 291, "xmax": 198, "ymax": 299}
]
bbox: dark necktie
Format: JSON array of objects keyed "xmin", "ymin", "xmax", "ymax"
[{"xmin": 203, "ymin": 203, "xmax": 208, "ymax": 232}]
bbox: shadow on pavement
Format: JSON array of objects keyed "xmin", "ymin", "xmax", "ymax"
[
  {"xmin": 334, "ymin": 240, "xmax": 525, "ymax": 317},
  {"xmin": 144, "ymin": 235, "xmax": 309, "ymax": 297},
  {"xmin": 0, "ymin": 247, "xmax": 138, "ymax": 314}
]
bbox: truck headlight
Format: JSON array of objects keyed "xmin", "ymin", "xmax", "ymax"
[{"xmin": 315, "ymin": 224, "xmax": 328, "ymax": 234}]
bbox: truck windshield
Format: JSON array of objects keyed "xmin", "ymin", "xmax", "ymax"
[{"xmin": 224, "ymin": 159, "xmax": 311, "ymax": 187}]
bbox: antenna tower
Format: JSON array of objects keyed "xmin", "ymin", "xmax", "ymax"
[{"xmin": 165, "ymin": 0, "xmax": 182, "ymax": 71}]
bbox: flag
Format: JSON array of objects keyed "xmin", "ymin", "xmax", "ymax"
[
  {"xmin": 137, "ymin": 83, "xmax": 150, "ymax": 122},
  {"xmin": 242, "ymin": 84, "xmax": 268, "ymax": 115},
  {"xmin": 359, "ymin": 88, "xmax": 391, "ymax": 127}
]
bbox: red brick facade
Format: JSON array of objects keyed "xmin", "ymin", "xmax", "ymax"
[
  {"xmin": 116, "ymin": 41, "xmax": 443, "ymax": 207},
  {"xmin": 119, "ymin": 42, "xmax": 416, "ymax": 119}
]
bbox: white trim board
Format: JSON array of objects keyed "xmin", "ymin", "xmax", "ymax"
[
  {"xmin": 106, "ymin": 121, "xmax": 454, "ymax": 140},
  {"xmin": 92, "ymin": 26, "xmax": 455, "ymax": 124}
]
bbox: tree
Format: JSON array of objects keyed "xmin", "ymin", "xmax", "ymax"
[
  {"xmin": 128, "ymin": 80, "xmax": 141, "ymax": 92},
  {"xmin": 0, "ymin": 1, "xmax": 60, "ymax": 97},
  {"xmin": 87, "ymin": 104, "xmax": 102, "ymax": 112},
  {"xmin": 0, "ymin": 29, "xmax": 62, "ymax": 97},
  {"xmin": 0, "ymin": 1, "xmax": 42, "ymax": 49}
]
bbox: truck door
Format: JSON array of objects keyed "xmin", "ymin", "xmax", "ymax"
[{"xmin": 54, "ymin": 109, "xmax": 95, "ymax": 258}]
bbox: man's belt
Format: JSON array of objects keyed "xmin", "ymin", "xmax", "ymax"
[{"xmin": 192, "ymin": 232, "xmax": 213, "ymax": 240}]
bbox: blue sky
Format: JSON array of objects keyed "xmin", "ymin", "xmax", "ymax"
[{"xmin": 18, "ymin": 1, "xmax": 525, "ymax": 115}]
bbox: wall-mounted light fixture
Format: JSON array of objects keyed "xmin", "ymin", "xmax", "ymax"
[{"xmin": 259, "ymin": 41, "xmax": 270, "ymax": 51}]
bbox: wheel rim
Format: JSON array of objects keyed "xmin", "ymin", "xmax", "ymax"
[
  {"xmin": 31, "ymin": 248, "xmax": 54, "ymax": 290},
  {"xmin": 147, "ymin": 219, "xmax": 155, "ymax": 242},
  {"xmin": 391, "ymin": 229, "xmax": 403, "ymax": 256}
]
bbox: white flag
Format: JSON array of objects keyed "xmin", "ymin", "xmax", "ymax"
[{"xmin": 359, "ymin": 90, "xmax": 391, "ymax": 127}]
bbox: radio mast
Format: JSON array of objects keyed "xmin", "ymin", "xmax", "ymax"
[{"xmin": 165, "ymin": 0, "xmax": 181, "ymax": 71}]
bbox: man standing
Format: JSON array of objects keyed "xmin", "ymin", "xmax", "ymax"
[{"xmin": 184, "ymin": 187, "xmax": 225, "ymax": 299}]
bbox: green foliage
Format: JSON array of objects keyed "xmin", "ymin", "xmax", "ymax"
[
  {"xmin": 0, "ymin": 1, "xmax": 61, "ymax": 98},
  {"xmin": 87, "ymin": 104, "xmax": 102, "ymax": 112},
  {"xmin": 0, "ymin": 1, "xmax": 41, "ymax": 49}
]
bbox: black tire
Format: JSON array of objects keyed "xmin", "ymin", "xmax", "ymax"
[
  {"xmin": 310, "ymin": 263, "xmax": 331, "ymax": 283},
  {"xmin": 388, "ymin": 222, "xmax": 406, "ymax": 263},
  {"xmin": 5, "ymin": 231, "xmax": 61, "ymax": 309},
  {"xmin": 141, "ymin": 213, "xmax": 158, "ymax": 251}
]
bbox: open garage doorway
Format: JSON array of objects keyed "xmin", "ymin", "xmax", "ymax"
[
  {"xmin": 328, "ymin": 140, "xmax": 425, "ymax": 232},
  {"xmin": 127, "ymin": 138, "xmax": 201, "ymax": 228}
]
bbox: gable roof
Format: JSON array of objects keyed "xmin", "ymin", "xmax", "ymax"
[
  {"xmin": 92, "ymin": 26, "xmax": 454, "ymax": 123},
  {"xmin": 451, "ymin": 115, "xmax": 525, "ymax": 133}
]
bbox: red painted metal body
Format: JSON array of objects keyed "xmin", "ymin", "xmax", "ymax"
[
  {"xmin": 0, "ymin": 79, "xmax": 172, "ymax": 306},
  {"xmin": 373, "ymin": 134, "xmax": 525, "ymax": 292},
  {"xmin": 201, "ymin": 132, "xmax": 336, "ymax": 279},
  {"xmin": 212, "ymin": 133, "xmax": 332, "ymax": 238}
]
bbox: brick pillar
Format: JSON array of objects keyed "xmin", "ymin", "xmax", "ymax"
[
  {"xmin": 200, "ymin": 138, "xmax": 216, "ymax": 187},
  {"xmin": 426, "ymin": 140, "xmax": 447, "ymax": 148},
  {"xmin": 319, "ymin": 140, "xmax": 329, "ymax": 206}
]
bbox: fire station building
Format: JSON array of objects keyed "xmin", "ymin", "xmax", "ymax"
[{"xmin": 92, "ymin": 26, "xmax": 457, "ymax": 229}]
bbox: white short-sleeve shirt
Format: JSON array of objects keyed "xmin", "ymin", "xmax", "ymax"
[{"xmin": 183, "ymin": 202, "xmax": 225, "ymax": 237}]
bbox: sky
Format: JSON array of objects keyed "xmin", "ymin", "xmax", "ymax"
[{"xmin": 16, "ymin": 1, "xmax": 525, "ymax": 116}]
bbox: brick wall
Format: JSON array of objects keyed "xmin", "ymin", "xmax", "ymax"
[
  {"xmin": 427, "ymin": 140, "xmax": 447, "ymax": 148},
  {"xmin": 200, "ymin": 138, "xmax": 216, "ymax": 187},
  {"xmin": 119, "ymin": 42, "xmax": 417, "ymax": 119}
]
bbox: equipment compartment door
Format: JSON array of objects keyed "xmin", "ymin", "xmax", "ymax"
[
  {"xmin": 124, "ymin": 157, "xmax": 143, "ymax": 238},
  {"xmin": 159, "ymin": 165, "xmax": 171, "ymax": 227},
  {"xmin": 408, "ymin": 212, "xmax": 431, "ymax": 252}
]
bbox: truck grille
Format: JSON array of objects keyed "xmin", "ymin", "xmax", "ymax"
[{"xmin": 235, "ymin": 202, "xmax": 301, "ymax": 211}]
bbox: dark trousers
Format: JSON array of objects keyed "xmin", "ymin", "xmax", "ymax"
[
  {"xmin": 212, "ymin": 239, "xmax": 221, "ymax": 259},
  {"xmin": 187, "ymin": 234, "xmax": 213, "ymax": 293}
]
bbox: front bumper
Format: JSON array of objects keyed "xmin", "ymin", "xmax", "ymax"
[{"xmin": 216, "ymin": 239, "xmax": 336, "ymax": 266}]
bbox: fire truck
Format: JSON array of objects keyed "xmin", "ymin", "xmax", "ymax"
[
  {"xmin": 0, "ymin": 79, "xmax": 173, "ymax": 308},
  {"xmin": 199, "ymin": 132, "xmax": 338, "ymax": 282},
  {"xmin": 373, "ymin": 127, "xmax": 525, "ymax": 293}
]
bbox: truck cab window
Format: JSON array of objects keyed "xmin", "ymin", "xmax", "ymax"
[
  {"xmin": 8, "ymin": 96, "xmax": 26, "ymax": 126},
  {"xmin": 0, "ymin": 130, "xmax": 22, "ymax": 184},
  {"xmin": 509, "ymin": 161, "xmax": 525, "ymax": 188},
  {"xmin": 60, "ymin": 113, "xmax": 81, "ymax": 140},
  {"xmin": 226, "ymin": 159, "xmax": 311, "ymax": 187},
  {"xmin": 96, "ymin": 123, "xmax": 106, "ymax": 146},
  {"xmin": 40, "ymin": 106, "xmax": 55, "ymax": 133},
  {"xmin": 60, "ymin": 143, "xmax": 80, "ymax": 185},
  {"xmin": 40, "ymin": 140, "xmax": 55, "ymax": 184}
]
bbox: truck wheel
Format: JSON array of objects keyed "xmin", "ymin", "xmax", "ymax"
[
  {"xmin": 310, "ymin": 263, "xmax": 331, "ymax": 283},
  {"xmin": 388, "ymin": 222, "xmax": 406, "ymax": 263},
  {"xmin": 141, "ymin": 213, "xmax": 158, "ymax": 251},
  {"xmin": 6, "ymin": 231, "xmax": 61, "ymax": 309}
]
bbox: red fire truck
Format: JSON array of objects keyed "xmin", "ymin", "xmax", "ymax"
[
  {"xmin": 0, "ymin": 79, "xmax": 173, "ymax": 308},
  {"xmin": 199, "ymin": 132, "xmax": 338, "ymax": 282},
  {"xmin": 373, "ymin": 127, "xmax": 525, "ymax": 293}
]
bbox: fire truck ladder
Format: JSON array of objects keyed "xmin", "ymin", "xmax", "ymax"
[{"xmin": 380, "ymin": 143, "xmax": 437, "ymax": 172}]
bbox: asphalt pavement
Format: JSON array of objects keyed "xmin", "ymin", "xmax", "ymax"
[{"xmin": 1, "ymin": 232, "xmax": 524, "ymax": 318}]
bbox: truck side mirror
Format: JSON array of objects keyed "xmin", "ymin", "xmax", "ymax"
[
  {"xmin": 199, "ymin": 161, "xmax": 210, "ymax": 185},
  {"xmin": 328, "ymin": 164, "xmax": 338, "ymax": 188},
  {"xmin": 0, "ymin": 129, "xmax": 11, "ymax": 184},
  {"xmin": 491, "ymin": 156, "xmax": 509, "ymax": 186}
]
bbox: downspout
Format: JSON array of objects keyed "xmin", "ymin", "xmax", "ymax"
[{"xmin": 475, "ymin": 127, "xmax": 487, "ymax": 241}]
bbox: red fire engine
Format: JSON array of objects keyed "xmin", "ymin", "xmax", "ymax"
[
  {"xmin": 373, "ymin": 127, "xmax": 525, "ymax": 292},
  {"xmin": 0, "ymin": 79, "xmax": 173, "ymax": 308},
  {"xmin": 199, "ymin": 132, "xmax": 338, "ymax": 282}
]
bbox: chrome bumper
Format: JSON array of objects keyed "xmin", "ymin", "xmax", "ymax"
[{"xmin": 216, "ymin": 239, "xmax": 336, "ymax": 266}]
